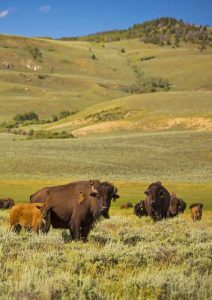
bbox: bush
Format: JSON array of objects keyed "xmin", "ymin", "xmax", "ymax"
[
  {"xmin": 29, "ymin": 47, "xmax": 42, "ymax": 61},
  {"xmin": 52, "ymin": 114, "xmax": 58, "ymax": 122},
  {"xmin": 33, "ymin": 130, "xmax": 75, "ymax": 139},
  {"xmin": 91, "ymin": 54, "xmax": 97, "ymax": 60},
  {"xmin": 58, "ymin": 111, "xmax": 71, "ymax": 120},
  {"xmin": 13, "ymin": 111, "xmax": 39, "ymax": 122}
]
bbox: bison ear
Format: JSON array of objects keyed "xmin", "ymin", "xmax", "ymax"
[
  {"xmin": 113, "ymin": 194, "xmax": 120, "ymax": 201},
  {"xmin": 144, "ymin": 190, "xmax": 149, "ymax": 195},
  {"xmin": 77, "ymin": 192, "xmax": 85, "ymax": 204}
]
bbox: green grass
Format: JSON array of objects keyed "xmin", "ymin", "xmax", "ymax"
[
  {"xmin": 0, "ymin": 210, "xmax": 211, "ymax": 299},
  {"xmin": 0, "ymin": 130, "xmax": 211, "ymax": 182}
]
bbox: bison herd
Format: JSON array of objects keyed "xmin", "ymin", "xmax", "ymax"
[{"xmin": 0, "ymin": 180, "xmax": 204, "ymax": 241}]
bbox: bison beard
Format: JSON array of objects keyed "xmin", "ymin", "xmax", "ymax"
[{"xmin": 30, "ymin": 180, "xmax": 119, "ymax": 241}]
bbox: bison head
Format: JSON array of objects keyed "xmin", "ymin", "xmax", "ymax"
[{"xmin": 91, "ymin": 182, "xmax": 119, "ymax": 219}]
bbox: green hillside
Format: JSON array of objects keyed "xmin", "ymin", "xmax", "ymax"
[
  {"xmin": 61, "ymin": 17, "xmax": 212, "ymax": 48},
  {"xmin": 0, "ymin": 22, "xmax": 211, "ymax": 186}
]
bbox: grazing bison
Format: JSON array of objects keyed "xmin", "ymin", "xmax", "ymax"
[
  {"xmin": 144, "ymin": 181, "xmax": 171, "ymax": 221},
  {"xmin": 167, "ymin": 193, "xmax": 186, "ymax": 217},
  {"xmin": 178, "ymin": 198, "xmax": 186, "ymax": 213},
  {"xmin": 0, "ymin": 198, "xmax": 15, "ymax": 209},
  {"xmin": 134, "ymin": 200, "xmax": 148, "ymax": 217},
  {"xmin": 120, "ymin": 202, "xmax": 133, "ymax": 209},
  {"xmin": 190, "ymin": 203, "xmax": 203, "ymax": 221},
  {"xmin": 167, "ymin": 193, "xmax": 186, "ymax": 218},
  {"xmin": 30, "ymin": 180, "xmax": 119, "ymax": 241},
  {"xmin": 10, "ymin": 203, "xmax": 52, "ymax": 234}
]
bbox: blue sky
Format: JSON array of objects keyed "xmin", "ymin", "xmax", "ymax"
[{"xmin": 0, "ymin": 0, "xmax": 212, "ymax": 38}]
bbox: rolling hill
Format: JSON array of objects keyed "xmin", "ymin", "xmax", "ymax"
[{"xmin": 0, "ymin": 18, "xmax": 211, "ymax": 184}]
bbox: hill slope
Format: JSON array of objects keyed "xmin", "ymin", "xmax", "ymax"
[{"xmin": 0, "ymin": 34, "xmax": 212, "ymax": 131}]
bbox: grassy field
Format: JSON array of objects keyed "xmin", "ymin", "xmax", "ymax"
[
  {"xmin": 0, "ymin": 210, "xmax": 211, "ymax": 299},
  {"xmin": 0, "ymin": 130, "xmax": 211, "ymax": 182},
  {"xmin": 0, "ymin": 34, "xmax": 211, "ymax": 299}
]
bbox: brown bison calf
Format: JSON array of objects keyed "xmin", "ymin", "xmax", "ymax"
[
  {"xmin": 10, "ymin": 203, "xmax": 52, "ymax": 234},
  {"xmin": 190, "ymin": 203, "xmax": 203, "ymax": 221},
  {"xmin": 120, "ymin": 202, "xmax": 133, "ymax": 209}
]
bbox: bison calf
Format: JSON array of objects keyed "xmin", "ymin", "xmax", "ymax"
[
  {"xmin": 120, "ymin": 202, "xmax": 133, "ymax": 209},
  {"xmin": 190, "ymin": 203, "xmax": 203, "ymax": 221},
  {"xmin": 10, "ymin": 203, "xmax": 52, "ymax": 234},
  {"xmin": 0, "ymin": 198, "xmax": 15, "ymax": 209}
]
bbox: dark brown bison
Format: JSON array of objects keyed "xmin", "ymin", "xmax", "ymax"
[
  {"xmin": 190, "ymin": 203, "xmax": 203, "ymax": 221},
  {"xmin": 144, "ymin": 182, "xmax": 171, "ymax": 221},
  {"xmin": 167, "ymin": 193, "xmax": 186, "ymax": 217},
  {"xmin": 0, "ymin": 198, "xmax": 15, "ymax": 209},
  {"xmin": 30, "ymin": 180, "xmax": 119, "ymax": 241},
  {"xmin": 120, "ymin": 202, "xmax": 133, "ymax": 209},
  {"xmin": 10, "ymin": 203, "xmax": 52, "ymax": 234},
  {"xmin": 134, "ymin": 200, "xmax": 148, "ymax": 217},
  {"xmin": 178, "ymin": 199, "xmax": 186, "ymax": 213}
]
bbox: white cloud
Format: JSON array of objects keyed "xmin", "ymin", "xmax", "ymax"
[
  {"xmin": 39, "ymin": 5, "xmax": 51, "ymax": 13},
  {"xmin": 0, "ymin": 9, "xmax": 9, "ymax": 19}
]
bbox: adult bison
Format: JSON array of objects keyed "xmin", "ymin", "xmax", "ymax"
[
  {"xmin": 167, "ymin": 193, "xmax": 186, "ymax": 217},
  {"xmin": 0, "ymin": 198, "xmax": 15, "ymax": 209},
  {"xmin": 144, "ymin": 182, "xmax": 170, "ymax": 221},
  {"xmin": 134, "ymin": 200, "xmax": 148, "ymax": 218},
  {"xmin": 30, "ymin": 180, "xmax": 119, "ymax": 241}
]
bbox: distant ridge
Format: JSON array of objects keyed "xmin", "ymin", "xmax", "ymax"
[{"xmin": 60, "ymin": 17, "xmax": 212, "ymax": 47}]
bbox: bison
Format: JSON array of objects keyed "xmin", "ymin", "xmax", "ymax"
[
  {"xmin": 167, "ymin": 193, "xmax": 186, "ymax": 217},
  {"xmin": 10, "ymin": 203, "xmax": 52, "ymax": 234},
  {"xmin": 120, "ymin": 202, "xmax": 133, "ymax": 209},
  {"xmin": 30, "ymin": 180, "xmax": 119, "ymax": 241},
  {"xmin": 0, "ymin": 198, "xmax": 15, "ymax": 209},
  {"xmin": 134, "ymin": 200, "xmax": 148, "ymax": 217},
  {"xmin": 178, "ymin": 198, "xmax": 186, "ymax": 213},
  {"xmin": 190, "ymin": 203, "xmax": 203, "ymax": 221},
  {"xmin": 144, "ymin": 181, "xmax": 171, "ymax": 221}
]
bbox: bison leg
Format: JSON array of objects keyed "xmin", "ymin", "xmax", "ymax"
[
  {"xmin": 69, "ymin": 220, "xmax": 81, "ymax": 240},
  {"xmin": 81, "ymin": 224, "xmax": 92, "ymax": 242},
  {"xmin": 11, "ymin": 224, "xmax": 22, "ymax": 234}
]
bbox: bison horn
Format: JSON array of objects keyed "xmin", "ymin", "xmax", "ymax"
[
  {"xmin": 114, "ymin": 187, "xmax": 117, "ymax": 194},
  {"xmin": 91, "ymin": 185, "xmax": 98, "ymax": 194}
]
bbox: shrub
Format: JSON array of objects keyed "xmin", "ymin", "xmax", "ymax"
[
  {"xmin": 58, "ymin": 111, "xmax": 71, "ymax": 120},
  {"xmin": 29, "ymin": 47, "xmax": 42, "ymax": 61},
  {"xmin": 13, "ymin": 111, "xmax": 39, "ymax": 122},
  {"xmin": 52, "ymin": 114, "xmax": 58, "ymax": 122}
]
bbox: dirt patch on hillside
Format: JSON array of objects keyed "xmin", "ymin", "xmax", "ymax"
[{"xmin": 72, "ymin": 117, "xmax": 212, "ymax": 136}]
